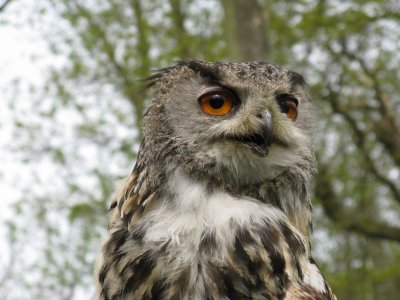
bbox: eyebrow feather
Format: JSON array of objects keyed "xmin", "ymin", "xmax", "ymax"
[{"xmin": 179, "ymin": 60, "xmax": 222, "ymax": 85}]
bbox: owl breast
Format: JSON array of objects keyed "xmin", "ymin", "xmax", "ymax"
[{"xmin": 97, "ymin": 166, "xmax": 322, "ymax": 299}]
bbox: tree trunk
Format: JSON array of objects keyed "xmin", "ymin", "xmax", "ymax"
[
  {"xmin": 169, "ymin": 0, "xmax": 192, "ymax": 59},
  {"xmin": 221, "ymin": 0, "xmax": 269, "ymax": 61}
]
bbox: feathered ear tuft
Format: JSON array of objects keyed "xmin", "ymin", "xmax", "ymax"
[
  {"xmin": 288, "ymin": 71, "xmax": 306, "ymax": 87},
  {"xmin": 143, "ymin": 60, "xmax": 216, "ymax": 90},
  {"xmin": 143, "ymin": 63, "xmax": 182, "ymax": 90}
]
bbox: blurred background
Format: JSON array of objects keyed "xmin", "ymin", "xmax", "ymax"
[{"xmin": 0, "ymin": 0, "xmax": 399, "ymax": 299}]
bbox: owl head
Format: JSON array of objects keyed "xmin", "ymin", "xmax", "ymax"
[{"xmin": 140, "ymin": 60, "xmax": 316, "ymax": 187}]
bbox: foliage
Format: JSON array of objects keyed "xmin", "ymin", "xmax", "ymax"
[{"xmin": 1, "ymin": 0, "xmax": 399, "ymax": 299}]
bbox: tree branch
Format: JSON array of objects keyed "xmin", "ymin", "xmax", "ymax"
[
  {"xmin": 129, "ymin": 0, "xmax": 151, "ymax": 77},
  {"xmin": 326, "ymin": 43, "xmax": 400, "ymax": 167},
  {"xmin": 316, "ymin": 163, "xmax": 400, "ymax": 242},
  {"xmin": 129, "ymin": 0, "xmax": 151, "ymax": 130},
  {"xmin": 0, "ymin": 0, "xmax": 14, "ymax": 13},
  {"xmin": 168, "ymin": 0, "xmax": 191, "ymax": 58},
  {"xmin": 67, "ymin": 1, "xmax": 148, "ymax": 131},
  {"xmin": 322, "ymin": 81, "xmax": 400, "ymax": 204},
  {"xmin": 70, "ymin": 2, "xmax": 134, "ymax": 88}
]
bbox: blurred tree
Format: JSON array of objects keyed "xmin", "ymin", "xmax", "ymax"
[
  {"xmin": 1, "ymin": 0, "xmax": 399, "ymax": 299},
  {"xmin": 0, "ymin": 0, "xmax": 14, "ymax": 13},
  {"xmin": 221, "ymin": 0, "xmax": 269, "ymax": 61}
]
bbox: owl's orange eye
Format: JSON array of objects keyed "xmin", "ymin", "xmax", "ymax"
[
  {"xmin": 198, "ymin": 91, "xmax": 235, "ymax": 116},
  {"xmin": 276, "ymin": 94, "xmax": 298, "ymax": 121}
]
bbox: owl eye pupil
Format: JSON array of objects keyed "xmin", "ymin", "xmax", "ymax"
[
  {"xmin": 209, "ymin": 96, "xmax": 225, "ymax": 109},
  {"xmin": 276, "ymin": 94, "xmax": 298, "ymax": 121},
  {"xmin": 198, "ymin": 90, "xmax": 235, "ymax": 115},
  {"xmin": 280, "ymin": 103, "xmax": 289, "ymax": 114}
]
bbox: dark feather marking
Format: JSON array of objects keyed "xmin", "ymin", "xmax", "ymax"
[
  {"xmin": 297, "ymin": 285, "xmax": 330, "ymax": 300},
  {"xmin": 179, "ymin": 60, "xmax": 222, "ymax": 86},
  {"xmin": 105, "ymin": 228, "xmax": 129, "ymax": 254},
  {"xmin": 295, "ymin": 260, "xmax": 304, "ymax": 280},
  {"xmin": 99, "ymin": 263, "xmax": 108, "ymax": 285},
  {"xmin": 237, "ymin": 227, "xmax": 255, "ymax": 244},
  {"xmin": 199, "ymin": 228, "xmax": 216, "ymax": 253},
  {"xmin": 258, "ymin": 221, "xmax": 289, "ymax": 294},
  {"xmin": 130, "ymin": 224, "xmax": 146, "ymax": 242},
  {"xmin": 309, "ymin": 256, "xmax": 317, "ymax": 264},
  {"xmin": 279, "ymin": 222, "xmax": 306, "ymax": 255},
  {"xmin": 150, "ymin": 278, "xmax": 167, "ymax": 300},
  {"xmin": 208, "ymin": 263, "xmax": 229, "ymax": 297},
  {"xmin": 122, "ymin": 211, "xmax": 134, "ymax": 226},
  {"xmin": 265, "ymin": 185, "xmax": 280, "ymax": 207},
  {"xmin": 99, "ymin": 254, "xmax": 124, "ymax": 294},
  {"xmin": 300, "ymin": 182, "xmax": 308, "ymax": 202},
  {"xmin": 117, "ymin": 195, "xmax": 125, "ymax": 212},
  {"xmin": 137, "ymin": 189, "xmax": 152, "ymax": 207},
  {"xmin": 100, "ymin": 283, "xmax": 110, "ymax": 300},
  {"xmin": 109, "ymin": 201, "xmax": 117, "ymax": 211},
  {"xmin": 234, "ymin": 229, "xmax": 262, "ymax": 285},
  {"xmin": 122, "ymin": 250, "xmax": 157, "ymax": 295},
  {"xmin": 110, "ymin": 294, "xmax": 122, "ymax": 300},
  {"xmin": 144, "ymin": 60, "xmax": 222, "ymax": 90},
  {"xmin": 220, "ymin": 267, "xmax": 250, "ymax": 300},
  {"xmin": 269, "ymin": 254, "xmax": 286, "ymax": 287},
  {"xmin": 289, "ymin": 71, "xmax": 306, "ymax": 88}
]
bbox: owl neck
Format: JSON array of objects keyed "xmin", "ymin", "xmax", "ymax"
[
  {"xmin": 160, "ymin": 158, "xmax": 315, "ymax": 243},
  {"xmin": 139, "ymin": 130, "xmax": 316, "ymax": 242},
  {"xmin": 223, "ymin": 166, "xmax": 314, "ymax": 241}
]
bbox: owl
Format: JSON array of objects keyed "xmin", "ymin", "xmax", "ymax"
[{"xmin": 94, "ymin": 61, "xmax": 336, "ymax": 300}]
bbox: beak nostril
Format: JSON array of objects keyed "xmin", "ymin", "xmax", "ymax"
[{"xmin": 257, "ymin": 111, "xmax": 271, "ymax": 120}]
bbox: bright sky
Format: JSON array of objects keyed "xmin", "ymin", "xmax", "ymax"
[
  {"xmin": 0, "ymin": 0, "xmax": 45, "ymax": 256},
  {"xmin": 0, "ymin": 2, "xmax": 39, "ymax": 297},
  {"xmin": 0, "ymin": 1, "xmax": 86, "ymax": 298},
  {"xmin": 0, "ymin": 3, "xmax": 133, "ymax": 298}
]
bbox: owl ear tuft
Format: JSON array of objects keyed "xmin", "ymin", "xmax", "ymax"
[{"xmin": 143, "ymin": 63, "xmax": 182, "ymax": 90}]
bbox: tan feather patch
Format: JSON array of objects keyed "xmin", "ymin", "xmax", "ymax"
[{"xmin": 108, "ymin": 169, "xmax": 158, "ymax": 230}]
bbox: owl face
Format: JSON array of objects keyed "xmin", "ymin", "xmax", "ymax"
[{"xmin": 145, "ymin": 61, "xmax": 314, "ymax": 183}]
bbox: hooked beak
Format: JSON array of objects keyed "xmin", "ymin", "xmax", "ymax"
[{"xmin": 224, "ymin": 110, "xmax": 273, "ymax": 157}]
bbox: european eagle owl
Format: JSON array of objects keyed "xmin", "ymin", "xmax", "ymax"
[{"xmin": 94, "ymin": 61, "xmax": 336, "ymax": 300}]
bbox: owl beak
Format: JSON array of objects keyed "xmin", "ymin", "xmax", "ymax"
[
  {"xmin": 257, "ymin": 110, "xmax": 273, "ymax": 148},
  {"xmin": 224, "ymin": 110, "xmax": 273, "ymax": 157},
  {"xmin": 252, "ymin": 110, "xmax": 273, "ymax": 156}
]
